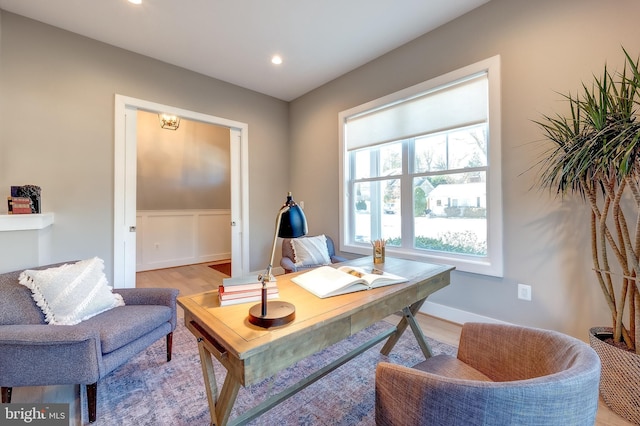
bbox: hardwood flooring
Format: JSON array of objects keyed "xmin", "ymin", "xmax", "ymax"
[{"xmin": 9, "ymin": 263, "xmax": 634, "ymax": 425}]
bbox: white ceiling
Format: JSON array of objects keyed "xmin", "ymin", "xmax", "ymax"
[{"xmin": 0, "ymin": 0, "xmax": 489, "ymax": 101}]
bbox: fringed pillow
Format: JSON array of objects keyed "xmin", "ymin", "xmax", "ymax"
[
  {"xmin": 18, "ymin": 257, "xmax": 125, "ymax": 325},
  {"xmin": 291, "ymin": 235, "xmax": 331, "ymax": 268}
]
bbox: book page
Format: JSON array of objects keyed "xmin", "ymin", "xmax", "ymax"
[
  {"xmin": 336, "ymin": 266, "xmax": 407, "ymax": 287},
  {"xmin": 291, "ymin": 266, "xmax": 368, "ymax": 298}
]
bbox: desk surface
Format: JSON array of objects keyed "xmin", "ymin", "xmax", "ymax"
[{"xmin": 178, "ymin": 257, "xmax": 453, "ymax": 386}]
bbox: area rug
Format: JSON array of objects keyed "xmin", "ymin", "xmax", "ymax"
[
  {"xmin": 92, "ymin": 319, "xmax": 456, "ymax": 425},
  {"xmin": 208, "ymin": 262, "xmax": 231, "ymax": 276}
]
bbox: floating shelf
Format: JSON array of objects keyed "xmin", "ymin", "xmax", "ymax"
[{"xmin": 0, "ymin": 213, "xmax": 54, "ymax": 232}]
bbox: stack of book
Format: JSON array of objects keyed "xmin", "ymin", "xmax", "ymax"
[
  {"xmin": 218, "ymin": 276, "xmax": 279, "ymax": 306},
  {"xmin": 7, "ymin": 197, "xmax": 33, "ymax": 214},
  {"xmin": 9, "ymin": 185, "xmax": 41, "ymax": 214}
]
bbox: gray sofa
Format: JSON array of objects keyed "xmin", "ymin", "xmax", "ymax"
[
  {"xmin": 0, "ymin": 262, "xmax": 178, "ymax": 423},
  {"xmin": 376, "ymin": 322, "xmax": 602, "ymax": 425}
]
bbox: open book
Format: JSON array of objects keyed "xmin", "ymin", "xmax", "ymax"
[{"xmin": 291, "ymin": 265, "xmax": 407, "ymax": 298}]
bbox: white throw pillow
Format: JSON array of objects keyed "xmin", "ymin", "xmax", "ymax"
[
  {"xmin": 18, "ymin": 257, "xmax": 125, "ymax": 325},
  {"xmin": 291, "ymin": 235, "xmax": 331, "ymax": 267}
]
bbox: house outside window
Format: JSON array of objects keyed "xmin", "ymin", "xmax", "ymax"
[{"xmin": 339, "ymin": 56, "xmax": 503, "ymax": 276}]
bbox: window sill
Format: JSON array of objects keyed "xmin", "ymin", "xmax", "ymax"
[
  {"xmin": 341, "ymin": 242, "xmax": 502, "ymax": 277},
  {"xmin": 0, "ymin": 213, "xmax": 55, "ymax": 232}
]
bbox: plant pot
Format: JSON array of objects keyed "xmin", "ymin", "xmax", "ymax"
[{"xmin": 589, "ymin": 327, "xmax": 640, "ymax": 424}]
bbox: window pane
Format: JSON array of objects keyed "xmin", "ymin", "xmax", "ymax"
[
  {"xmin": 414, "ymin": 134, "xmax": 447, "ymax": 173},
  {"xmin": 354, "ymin": 182, "xmax": 370, "ymax": 243},
  {"xmin": 447, "ymin": 126, "xmax": 487, "ymax": 170},
  {"xmin": 380, "ymin": 142, "xmax": 402, "ymax": 176},
  {"xmin": 381, "ymin": 179, "xmax": 400, "ymax": 245},
  {"xmin": 414, "ymin": 172, "xmax": 487, "ymax": 256},
  {"xmin": 354, "ymin": 149, "xmax": 370, "ymax": 179}
]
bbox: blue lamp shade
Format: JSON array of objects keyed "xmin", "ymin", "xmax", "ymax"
[{"xmin": 278, "ymin": 193, "xmax": 308, "ymax": 238}]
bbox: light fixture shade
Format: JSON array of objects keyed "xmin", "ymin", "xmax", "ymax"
[
  {"xmin": 158, "ymin": 113, "xmax": 180, "ymax": 130},
  {"xmin": 278, "ymin": 193, "xmax": 307, "ymax": 238}
]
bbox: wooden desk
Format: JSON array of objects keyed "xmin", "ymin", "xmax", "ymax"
[{"xmin": 178, "ymin": 257, "xmax": 453, "ymax": 426}]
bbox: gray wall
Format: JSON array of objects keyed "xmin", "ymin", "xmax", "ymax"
[
  {"xmin": 0, "ymin": 12, "xmax": 289, "ymax": 277},
  {"xmin": 136, "ymin": 110, "xmax": 231, "ymax": 211},
  {"xmin": 3, "ymin": 0, "xmax": 640, "ymax": 340},
  {"xmin": 289, "ymin": 0, "xmax": 640, "ymax": 339}
]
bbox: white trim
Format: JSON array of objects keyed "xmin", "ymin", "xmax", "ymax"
[
  {"xmin": 420, "ymin": 301, "xmax": 510, "ymax": 325},
  {"xmin": 339, "ymin": 55, "xmax": 503, "ymax": 277},
  {"xmin": 114, "ymin": 94, "xmax": 250, "ymax": 287}
]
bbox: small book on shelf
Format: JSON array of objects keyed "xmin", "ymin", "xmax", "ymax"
[
  {"xmin": 7, "ymin": 197, "xmax": 32, "ymax": 214},
  {"xmin": 292, "ymin": 265, "xmax": 407, "ymax": 299}
]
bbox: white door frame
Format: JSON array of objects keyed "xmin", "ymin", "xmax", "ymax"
[{"xmin": 114, "ymin": 94, "xmax": 250, "ymax": 288}]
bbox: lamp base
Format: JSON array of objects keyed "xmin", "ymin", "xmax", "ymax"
[{"xmin": 248, "ymin": 301, "xmax": 296, "ymax": 328}]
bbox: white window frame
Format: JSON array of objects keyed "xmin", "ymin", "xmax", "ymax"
[{"xmin": 338, "ymin": 56, "xmax": 503, "ymax": 277}]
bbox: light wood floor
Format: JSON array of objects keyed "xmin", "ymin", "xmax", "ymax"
[{"xmin": 10, "ymin": 262, "xmax": 634, "ymax": 425}]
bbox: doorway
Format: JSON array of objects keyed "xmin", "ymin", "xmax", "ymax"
[{"xmin": 114, "ymin": 95, "xmax": 250, "ymax": 288}]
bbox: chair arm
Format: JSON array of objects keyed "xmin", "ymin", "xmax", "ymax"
[
  {"xmin": 280, "ymin": 257, "xmax": 297, "ymax": 273},
  {"xmin": 115, "ymin": 288, "xmax": 178, "ymax": 307},
  {"xmin": 331, "ymin": 255, "xmax": 348, "ymax": 264},
  {"xmin": 0, "ymin": 325, "xmax": 102, "ymax": 386},
  {"xmin": 114, "ymin": 288, "xmax": 179, "ymax": 329},
  {"xmin": 375, "ymin": 361, "xmax": 600, "ymax": 425}
]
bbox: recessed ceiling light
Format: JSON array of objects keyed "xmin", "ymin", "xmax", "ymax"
[
  {"xmin": 128, "ymin": 0, "xmax": 142, "ymax": 5},
  {"xmin": 271, "ymin": 55, "xmax": 283, "ymax": 65}
]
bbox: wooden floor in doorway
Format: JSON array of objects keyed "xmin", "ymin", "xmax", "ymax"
[{"xmin": 207, "ymin": 260, "xmax": 231, "ymax": 276}]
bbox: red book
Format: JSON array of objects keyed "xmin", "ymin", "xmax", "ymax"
[
  {"xmin": 218, "ymin": 290, "xmax": 280, "ymax": 306},
  {"xmin": 219, "ymin": 285, "xmax": 279, "ymax": 300},
  {"xmin": 8, "ymin": 197, "xmax": 32, "ymax": 214}
]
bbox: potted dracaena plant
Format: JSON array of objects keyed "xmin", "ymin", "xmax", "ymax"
[{"xmin": 534, "ymin": 48, "xmax": 640, "ymax": 424}]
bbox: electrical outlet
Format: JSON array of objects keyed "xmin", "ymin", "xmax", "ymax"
[{"xmin": 518, "ymin": 283, "xmax": 532, "ymax": 301}]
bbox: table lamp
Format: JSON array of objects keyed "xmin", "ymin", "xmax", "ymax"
[{"xmin": 248, "ymin": 192, "xmax": 308, "ymax": 328}]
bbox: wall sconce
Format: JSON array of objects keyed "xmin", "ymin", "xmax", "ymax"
[{"xmin": 158, "ymin": 114, "xmax": 180, "ymax": 130}]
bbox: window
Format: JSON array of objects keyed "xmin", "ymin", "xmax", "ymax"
[{"xmin": 339, "ymin": 56, "xmax": 502, "ymax": 276}]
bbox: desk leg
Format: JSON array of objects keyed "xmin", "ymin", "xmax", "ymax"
[
  {"xmin": 197, "ymin": 339, "xmax": 240, "ymax": 426},
  {"xmin": 197, "ymin": 339, "xmax": 220, "ymax": 426},
  {"xmin": 380, "ymin": 297, "xmax": 432, "ymax": 358}
]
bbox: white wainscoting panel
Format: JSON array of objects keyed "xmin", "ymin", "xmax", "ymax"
[{"xmin": 136, "ymin": 209, "xmax": 231, "ymax": 272}]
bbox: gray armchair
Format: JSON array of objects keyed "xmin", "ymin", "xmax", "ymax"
[
  {"xmin": 0, "ymin": 263, "xmax": 178, "ymax": 423},
  {"xmin": 280, "ymin": 235, "xmax": 347, "ymax": 273},
  {"xmin": 376, "ymin": 322, "xmax": 601, "ymax": 425}
]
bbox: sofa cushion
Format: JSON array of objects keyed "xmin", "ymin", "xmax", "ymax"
[
  {"xmin": 291, "ymin": 234, "xmax": 331, "ymax": 268},
  {"xmin": 18, "ymin": 258, "xmax": 125, "ymax": 325},
  {"xmin": 84, "ymin": 305, "xmax": 172, "ymax": 354},
  {"xmin": 413, "ymin": 354, "xmax": 493, "ymax": 381}
]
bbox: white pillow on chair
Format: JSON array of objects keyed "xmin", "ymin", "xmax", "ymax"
[
  {"xmin": 18, "ymin": 257, "xmax": 125, "ymax": 325},
  {"xmin": 291, "ymin": 235, "xmax": 331, "ymax": 268}
]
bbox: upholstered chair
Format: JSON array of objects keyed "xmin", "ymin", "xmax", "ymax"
[
  {"xmin": 375, "ymin": 322, "xmax": 601, "ymax": 426},
  {"xmin": 0, "ymin": 261, "xmax": 178, "ymax": 423},
  {"xmin": 280, "ymin": 234, "xmax": 347, "ymax": 273}
]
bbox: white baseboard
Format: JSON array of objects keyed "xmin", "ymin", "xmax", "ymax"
[{"xmin": 420, "ymin": 301, "xmax": 510, "ymax": 325}]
